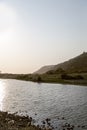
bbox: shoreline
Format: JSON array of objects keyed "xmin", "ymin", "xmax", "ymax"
[
  {"xmin": 0, "ymin": 73, "xmax": 87, "ymax": 86},
  {"xmin": 0, "ymin": 77, "xmax": 87, "ymax": 86}
]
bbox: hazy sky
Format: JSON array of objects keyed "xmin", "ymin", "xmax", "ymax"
[{"xmin": 0, "ymin": 0, "xmax": 87, "ymax": 73}]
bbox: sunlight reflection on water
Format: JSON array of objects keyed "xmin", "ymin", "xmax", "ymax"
[{"xmin": 0, "ymin": 80, "xmax": 6, "ymax": 110}]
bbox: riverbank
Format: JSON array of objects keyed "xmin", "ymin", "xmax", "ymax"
[{"xmin": 0, "ymin": 73, "xmax": 87, "ymax": 86}]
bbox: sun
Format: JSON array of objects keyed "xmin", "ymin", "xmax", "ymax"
[{"xmin": 0, "ymin": 2, "xmax": 17, "ymax": 42}]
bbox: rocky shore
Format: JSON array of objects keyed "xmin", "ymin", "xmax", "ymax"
[{"xmin": 0, "ymin": 111, "xmax": 43, "ymax": 130}]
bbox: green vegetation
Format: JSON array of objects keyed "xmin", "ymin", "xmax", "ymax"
[
  {"xmin": 0, "ymin": 72, "xmax": 87, "ymax": 86},
  {"xmin": 46, "ymin": 68, "xmax": 65, "ymax": 75},
  {"xmin": 61, "ymin": 74, "xmax": 84, "ymax": 80}
]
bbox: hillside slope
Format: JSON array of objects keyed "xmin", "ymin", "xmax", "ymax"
[
  {"xmin": 34, "ymin": 65, "xmax": 54, "ymax": 74},
  {"xmin": 34, "ymin": 52, "xmax": 87, "ymax": 74}
]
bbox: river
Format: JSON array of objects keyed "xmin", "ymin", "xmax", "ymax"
[{"xmin": 0, "ymin": 79, "xmax": 87, "ymax": 130}]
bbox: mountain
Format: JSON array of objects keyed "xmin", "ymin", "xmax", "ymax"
[{"xmin": 34, "ymin": 52, "xmax": 87, "ymax": 74}]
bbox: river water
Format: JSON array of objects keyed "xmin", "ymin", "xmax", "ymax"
[{"xmin": 0, "ymin": 79, "xmax": 87, "ymax": 130}]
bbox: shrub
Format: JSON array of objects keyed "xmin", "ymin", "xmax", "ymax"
[
  {"xmin": 61, "ymin": 74, "xmax": 84, "ymax": 80},
  {"xmin": 37, "ymin": 76, "xmax": 42, "ymax": 82}
]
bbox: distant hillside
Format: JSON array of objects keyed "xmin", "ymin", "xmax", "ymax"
[
  {"xmin": 34, "ymin": 65, "xmax": 54, "ymax": 74},
  {"xmin": 34, "ymin": 52, "xmax": 87, "ymax": 74}
]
